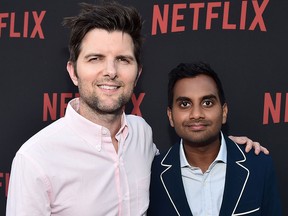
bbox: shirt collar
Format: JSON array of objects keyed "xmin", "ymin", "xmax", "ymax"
[
  {"xmin": 65, "ymin": 98, "xmax": 128, "ymax": 146},
  {"xmin": 180, "ymin": 131, "xmax": 227, "ymax": 168}
]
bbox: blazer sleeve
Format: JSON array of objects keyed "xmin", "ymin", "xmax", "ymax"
[{"xmin": 261, "ymin": 156, "xmax": 282, "ymax": 215}]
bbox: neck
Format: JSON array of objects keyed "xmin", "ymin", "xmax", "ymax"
[
  {"xmin": 183, "ymin": 140, "xmax": 221, "ymax": 173},
  {"xmin": 78, "ymin": 102, "xmax": 124, "ymax": 152}
]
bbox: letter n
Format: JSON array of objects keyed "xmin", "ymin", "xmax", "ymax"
[
  {"xmin": 43, "ymin": 93, "xmax": 57, "ymax": 121},
  {"xmin": 263, "ymin": 92, "xmax": 281, "ymax": 124},
  {"xmin": 151, "ymin": 4, "xmax": 169, "ymax": 35}
]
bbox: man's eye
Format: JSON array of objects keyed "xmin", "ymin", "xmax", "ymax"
[
  {"xmin": 117, "ymin": 57, "xmax": 130, "ymax": 64},
  {"xmin": 203, "ymin": 100, "xmax": 213, "ymax": 107},
  {"xmin": 180, "ymin": 101, "xmax": 190, "ymax": 108},
  {"xmin": 88, "ymin": 56, "xmax": 100, "ymax": 61}
]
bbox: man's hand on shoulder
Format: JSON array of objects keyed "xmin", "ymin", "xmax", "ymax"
[{"xmin": 229, "ymin": 135, "xmax": 269, "ymax": 155}]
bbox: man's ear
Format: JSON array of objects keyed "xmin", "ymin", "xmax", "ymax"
[
  {"xmin": 134, "ymin": 66, "xmax": 142, "ymax": 86},
  {"xmin": 67, "ymin": 61, "xmax": 78, "ymax": 86},
  {"xmin": 222, "ymin": 103, "xmax": 228, "ymax": 124},
  {"xmin": 167, "ymin": 107, "xmax": 175, "ymax": 127}
]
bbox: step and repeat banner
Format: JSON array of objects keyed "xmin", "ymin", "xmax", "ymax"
[{"xmin": 1, "ymin": 0, "xmax": 287, "ymax": 214}]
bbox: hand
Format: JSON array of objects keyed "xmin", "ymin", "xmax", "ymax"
[{"xmin": 228, "ymin": 135, "xmax": 269, "ymax": 155}]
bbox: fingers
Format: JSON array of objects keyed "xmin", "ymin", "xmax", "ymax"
[
  {"xmin": 248, "ymin": 141, "xmax": 261, "ymax": 155},
  {"xmin": 228, "ymin": 135, "xmax": 270, "ymax": 155},
  {"xmin": 260, "ymin": 146, "xmax": 270, "ymax": 155},
  {"xmin": 228, "ymin": 135, "xmax": 251, "ymax": 144},
  {"xmin": 251, "ymin": 143, "xmax": 269, "ymax": 155}
]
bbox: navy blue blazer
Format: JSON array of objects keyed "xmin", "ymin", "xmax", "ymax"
[{"xmin": 147, "ymin": 136, "xmax": 282, "ymax": 216}]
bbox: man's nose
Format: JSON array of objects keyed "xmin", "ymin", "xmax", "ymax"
[
  {"xmin": 103, "ymin": 60, "xmax": 117, "ymax": 79},
  {"xmin": 189, "ymin": 105, "xmax": 204, "ymax": 119}
]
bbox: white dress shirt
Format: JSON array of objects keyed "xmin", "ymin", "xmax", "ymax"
[{"xmin": 180, "ymin": 132, "xmax": 227, "ymax": 216}]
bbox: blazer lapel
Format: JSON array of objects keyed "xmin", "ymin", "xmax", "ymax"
[
  {"xmin": 219, "ymin": 137, "xmax": 250, "ymax": 216},
  {"xmin": 160, "ymin": 144, "xmax": 193, "ymax": 216}
]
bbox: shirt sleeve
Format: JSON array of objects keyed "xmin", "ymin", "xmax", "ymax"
[{"xmin": 6, "ymin": 152, "xmax": 52, "ymax": 216}]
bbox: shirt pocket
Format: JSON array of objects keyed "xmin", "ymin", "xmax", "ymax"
[{"xmin": 137, "ymin": 173, "xmax": 151, "ymax": 215}]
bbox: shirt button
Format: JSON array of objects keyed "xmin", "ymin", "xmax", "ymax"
[
  {"xmin": 102, "ymin": 129, "xmax": 108, "ymax": 135},
  {"xmin": 96, "ymin": 144, "xmax": 102, "ymax": 152}
]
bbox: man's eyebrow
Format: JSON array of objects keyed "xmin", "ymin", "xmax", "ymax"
[
  {"xmin": 175, "ymin": 95, "xmax": 218, "ymax": 102},
  {"xmin": 116, "ymin": 54, "xmax": 135, "ymax": 60},
  {"xmin": 202, "ymin": 94, "xmax": 218, "ymax": 100},
  {"xmin": 83, "ymin": 53, "xmax": 135, "ymax": 61},
  {"xmin": 175, "ymin": 96, "xmax": 191, "ymax": 102},
  {"xmin": 83, "ymin": 53, "xmax": 103, "ymax": 59}
]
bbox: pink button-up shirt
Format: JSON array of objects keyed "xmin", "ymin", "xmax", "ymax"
[{"xmin": 6, "ymin": 98, "xmax": 158, "ymax": 216}]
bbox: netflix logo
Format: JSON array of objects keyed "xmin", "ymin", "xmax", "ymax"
[
  {"xmin": 43, "ymin": 92, "xmax": 146, "ymax": 122},
  {"xmin": 263, "ymin": 92, "xmax": 288, "ymax": 124},
  {"xmin": 0, "ymin": 10, "xmax": 46, "ymax": 39},
  {"xmin": 151, "ymin": 0, "xmax": 269, "ymax": 35}
]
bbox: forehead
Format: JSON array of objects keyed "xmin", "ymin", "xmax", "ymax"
[
  {"xmin": 80, "ymin": 28, "xmax": 135, "ymax": 55},
  {"xmin": 173, "ymin": 75, "xmax": 219, "ymax": 99}
]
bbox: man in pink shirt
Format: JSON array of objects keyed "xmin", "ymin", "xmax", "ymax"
[{"xmin": 6, "ymin": 2, "xmax": 268, "ymax": 216}]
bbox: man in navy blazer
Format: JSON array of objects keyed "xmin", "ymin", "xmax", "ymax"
[{"xmin": 147, "ymin": 62, "xmax": 282, "ymax": 216}]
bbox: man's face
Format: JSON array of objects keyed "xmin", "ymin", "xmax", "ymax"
[
  {"xmin": 67, "ymin": 29, "xmax": 141, "ymax": 114},
  {"xmin": 167, "ymin": 75, "xmax": 228, "ymax": 147},
  {"xmin": 67, "ymin": 29, "xmax": 141, "ymax": 115}
]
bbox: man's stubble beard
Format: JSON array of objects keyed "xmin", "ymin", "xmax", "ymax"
[
  {"xmin": 74, "ymin": 65, "xmax": 138, "ymax": 115},
  {"xmin": 78, "ymin": 81, "xmax": 134, "ymax": 115},
  {"xmin": 84, "ymin": 92, "xmax": 132, "ymax": 115}
]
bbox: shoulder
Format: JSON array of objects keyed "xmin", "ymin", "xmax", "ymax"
[
  {"xmin": 126, "ymin": 114, "xmax": 149, "ymax": 124},
  {"xmin": 226, "ymin": 136, "xmax": 274, "ymax": 166},
  {"xmin": 126, "ymin": 114, "xmax": 152, "ymax": 130},
  {"xmin": 17, "ymin": 118, "xmax": 65, "ymax": 154},
  {"xmin": 125, "ymin": 114, "xmax": 158, "ymax": 153}
]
